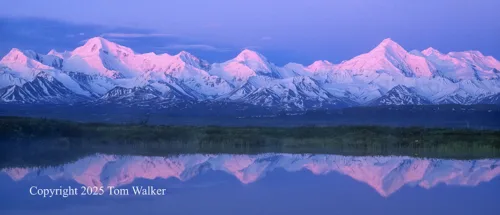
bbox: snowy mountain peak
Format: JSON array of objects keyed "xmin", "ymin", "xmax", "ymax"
[
  {"xmin": 176, "ymin": 50, "xmax": 192, "ymax": 57},
  {"xmin": 335, "ymin": 38, "xmax": 435, "ymax": 78},
  {"xmin": 371, "ymin": 38, "xmax": 407, "ymax": 54},
  {"xmin": 1, "ymin": 48, "xmax": 29, "ymax": 64},
  {"xmin": 46, "ymin": 49, "xmax": 72, "ymax": 62},
  {"xmin": 171, "ymin": 51, "xmax": 211, "ymax": 71},
  {"xmin": 379, "ymin": 38, "xmax": 397, "ymax": 46},
  {"xmin": 422, "ymin": 47, "xmax": 442, "ymax": 56},
  {"xmin": 175, "ymin": 50, "xmax": 199, "ymax": 62},
  {"xmin": 307, "ymin": 60, "xmax": 335, "ymax": 72},
  {"xmin": 72, "ymin": 37, "xmax": 134, "ymax": 57},
  {"xmin": 235, "ymin": 49, "xmax": 267, "ymax": 62},
  {"xmin": 47, "ymin": 49, "xmax": 58, "ymax": 55},
  {"xmin": 310, "ymin": 60, "xmax": 333, "ymax": 67},
  {"xmin": 447, "ymin": 51, "xmax": 500, "ymax": 72},
  {"xmin": 77, "ymin": 37, "xmax": 109, "ymax": 52},
  {"xmin": 0, "ymin": 48, "xmax": 53, "ymax": 72},
  {"xmin": 219, "ymin": 49, "xmax": 282, "ymax": 79}
]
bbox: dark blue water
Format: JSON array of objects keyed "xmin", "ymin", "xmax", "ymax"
[{"xmin": 0, "ymin": 154, "xmax": 499, "ymax": 215}]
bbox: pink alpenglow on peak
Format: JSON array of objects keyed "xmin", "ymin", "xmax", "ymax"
[
  {"xmin": 72, "ymin": 37, "xmax": 108, "ymax": 55},
  {"xmin": 307, "ymin": 60, "xmax": 335, "ymax": 72},
  {"xmin": 367, "ymin": 38, "xmax": 412, "ymax": 59},
  {"xmin": 421, "ymin": 48, "xmax": 500, "ymax": 81},
  {"xmin": 234, "ymin": 49, "xmax": 268, "ymax": 63},
  {"xmin": 0, "ymin": 48, "xmax": 52, "ymax": 72},
  {"xmin": 209, "ymin": 49, "xmax": 281, "ymax": 86},
  {"xmin": 372, "ymin": 38, "xmax": 405, "ymax": 51},
  {"xmin": 448, "ymin": 51, "xmax": 500, "ymax": 70},
  {"xmin": 173, "ymin": 51, "xmax": 210, "ymax": 70},
  {"xmin": 72, "ymin": 37, "xmax": 133, "ymax": 57},
  {"xmin": 336, "ymin": 38, "xmax": 435, "ymax": 78},
  {"xmin": 61, "ymin": 37, "xmax": 132, "ymax": 78},
  {"xmin": 231, "ymin": 49, "xmax": 281, "ymax": 78},
  {"xmin": 421, "ymin": 47, "xmax": 443, "ymax": 56},
  {"xmin": 1, "ymin": 49, "xmax": 29, "ymax": 64}
]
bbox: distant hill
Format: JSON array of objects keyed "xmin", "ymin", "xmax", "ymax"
[{"xmin": 0, "ymin": 104, "xmax": 498, "ymax": 129}]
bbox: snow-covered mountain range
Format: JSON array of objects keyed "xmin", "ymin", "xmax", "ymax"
[
  {"xmin": 1, "ymin": 37, "xmax": 500, "ymax": 109},
  {"xmin": 3, "ymin": 154, "xmax": 499, "ymax": 197}
]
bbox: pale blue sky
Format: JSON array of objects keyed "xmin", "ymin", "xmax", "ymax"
[{"xmin": 1, "ymin": 0, "xmax": 499, "ymax": 65}]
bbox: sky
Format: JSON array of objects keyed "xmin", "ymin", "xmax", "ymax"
[{"xmin": 0, "ymin": 0, "xmax": 499, "ymax": 65}]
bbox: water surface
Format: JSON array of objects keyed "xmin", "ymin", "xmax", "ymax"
[{"xmin": 1, "ymin": 154, "xmax": 499, "ymax": 215}]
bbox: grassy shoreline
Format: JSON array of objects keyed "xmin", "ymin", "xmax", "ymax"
[{"xmin": 1, "ymin": 116, "xmax": 500, "ymax": 167}]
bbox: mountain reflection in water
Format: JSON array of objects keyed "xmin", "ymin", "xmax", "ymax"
[{"xmin": 1, "ymin": 154, "xmax": 499, "ymax": 215}]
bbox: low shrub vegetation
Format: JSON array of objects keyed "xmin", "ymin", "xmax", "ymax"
[{"xmin": 1, "ymin": 116, "xmax": 499, "ymax": 167}]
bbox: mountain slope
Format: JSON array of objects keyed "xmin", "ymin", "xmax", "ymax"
[
  {"xmin": 479, "ymin": 93, "xmax": 500, "ymax": 105},
  {"xmin": 0, "ymin": 72, "xmax": 86, "ymax": 103},
  {"xmin": 369, "ymin": 85, "xmax": 432, "ymax": 105},
  {"xmin": 225, "ymin": 76, "xmax": 353, "ymax": 109},
  {"xmin": 98, "ymin": 84, "xmax": 192, "ymax": 106}
]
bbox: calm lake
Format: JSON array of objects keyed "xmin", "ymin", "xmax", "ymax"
[{"xmin": 0, "ymin": 153, "xmax": 499, "ymax": 215}]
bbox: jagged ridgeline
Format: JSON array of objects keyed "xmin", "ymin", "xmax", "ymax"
[{"xmin": 1, "ymin": 38, "xmax": 500, "ymax": 109}]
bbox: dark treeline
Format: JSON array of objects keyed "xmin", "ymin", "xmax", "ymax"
[
  {"xmin": 1, "ymin": 104, "xmax": 499, "ymax": 129},
  {"xmin": 1, "ymin": 116, "xmax": 500, "ymax": 168}
]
